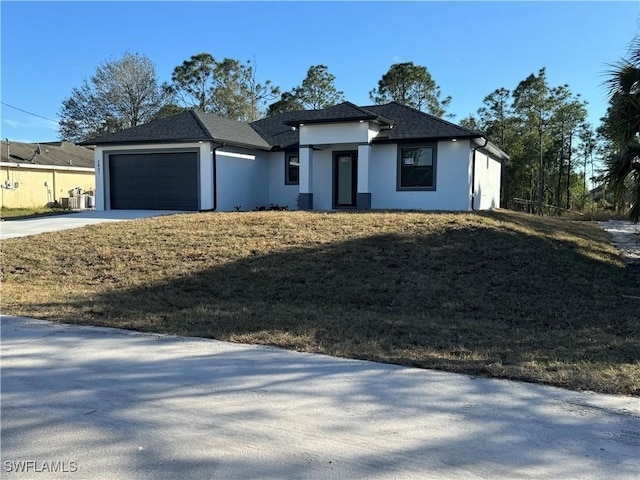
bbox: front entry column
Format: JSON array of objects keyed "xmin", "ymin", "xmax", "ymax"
[
  {"xmin": 357, "ymin": 144, "xmax": 371, "ymax": 210},
  {"xmin": 298, "ymin": 145, "xmax": 313, "ymax": 210}
]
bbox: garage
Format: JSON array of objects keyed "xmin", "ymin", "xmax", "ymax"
[{"xmin": 108, "ymin": 151, "xmax": 199, "ymax": 210}]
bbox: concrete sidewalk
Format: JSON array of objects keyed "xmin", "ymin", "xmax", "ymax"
[
  {"xmin": 1, "ymin": 316, "xmax": 638, "ymax": 479},
  {"xmin": 0, "ymin": 210, "xmax": 182, "ymax": 239}
]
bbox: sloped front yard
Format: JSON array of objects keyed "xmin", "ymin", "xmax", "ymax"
[{"xmin": 1, "ymin": 210, "xmax": 638, "ymax": 395}]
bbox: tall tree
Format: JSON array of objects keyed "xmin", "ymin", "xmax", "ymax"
[
  {"xmin": 166, "ymin": 54, "xmax": 279, "ymax": 121},
  {"xmin": 466, "ymin": 73, "xmax": 593, "ymax": 214},
  {"xmin": 369, "ymin": 62, "xmax": 451, "ymax": 117},
  {"xmin": 478, "ymin": 88, "xmax": 513, "ymax": 150},
  {"xmin": 212, "ymin": 58, "xmax": 252, "ymax": 121},
  {"xmin": 268, "ymin": 92, "xmax": 304, "ymax": 116},
  {"xmin": 296, "ymin": 65, "xmax": 345, "ymax": 110},
  {"xmin": 459, "ymin": 114, "xmax": 481, "ymax": 131},
  {"xmin": 476, "ymin": 87, "xmax": 520, "ymax": 208},
  {"xmin": 59, "ymin": 52, "xmax": 169, "ymax": 143},
  {"xmin": 512, "ymin": 68, "xmax": 556, "ymax": 214},
  {"xmin": 211, "ymin": 58, "xmax": 279, "ymax": 121},
  {"xmin": 164, "ymin": 53, "xmax": 217, "ymax": 112},
  {"xmin": 577, "ymin": 123, "xmax": 597, "ymax": 209},
  {"xmin": 241, "ymin": 59, "xmax": 280, "ymax": 121},
  {"xmin": 548, "ymin": 85, "xmax": 587, "ymax": 209},
  {"xmin": 151, "ymin": 104, "xmax": 186, "ymax": 121},
  {"xmin": 602, "ymin": 36, "xmax": 640, "ymax": 221},
  {"xmin": 267, "ymin": 64, "xmax": 344, "ymax": 114}
]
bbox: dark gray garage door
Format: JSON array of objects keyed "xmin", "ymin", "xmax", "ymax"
[{"xmin": 109, "ymin": 152, "xmax": 199, "ymax": 210}]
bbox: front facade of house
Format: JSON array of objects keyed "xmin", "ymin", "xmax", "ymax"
[{"xmin": 86, "ymin": 102, "xmax": 507, "ymax": 212}]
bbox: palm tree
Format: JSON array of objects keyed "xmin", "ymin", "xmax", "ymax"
[{"xmin": 604, "ymin": 36, "xmax": 640, "ymax": 222}]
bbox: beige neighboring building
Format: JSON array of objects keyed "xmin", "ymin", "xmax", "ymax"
[{"xmin": 1, "ymin": 140, "xmax": 95, "ymax": 208}]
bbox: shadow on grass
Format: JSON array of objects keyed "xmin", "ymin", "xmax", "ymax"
[
  {"xmin": 0, "ymin": 210, "xmax": 78, "ymax": 221},
  {"xmin": 31, "ymin": 216, "xmax": 640, "ymax": 395}
]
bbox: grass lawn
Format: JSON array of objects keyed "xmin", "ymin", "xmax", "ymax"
[
  {"xmin": 1, "ymin": 206, "xmax": 75, "ymax": 220},
  {"xmin": 1, "ymin": 210, "xmax": 638, "ymax": 395}
]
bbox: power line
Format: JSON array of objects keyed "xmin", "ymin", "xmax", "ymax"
[{"xmin": 1, "ymin": 101, "xmax": 59, "ymax": 123}]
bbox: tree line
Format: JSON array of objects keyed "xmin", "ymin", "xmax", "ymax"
[
  {"xmin": 59, "ymin": 52, "xmax": 450, "ymax": 142},
  {"xmin": 459, "ymin": 68, "xmax": 594, "ymax": 214},
  {"xmin": 58, "ymin": 47, "xmax": 639, "ymax": 221}
]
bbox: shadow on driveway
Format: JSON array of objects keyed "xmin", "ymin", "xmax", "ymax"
[{"xmin": 2, "ymin": 316, "xmax": 638, "ymax": 479}]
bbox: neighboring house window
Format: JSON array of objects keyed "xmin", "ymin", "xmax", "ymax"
[
  {"xmin": 397, "ymin": 144, "xmax": 436, "ymax": 190},
  {"xmin": 285, "ymin": 152, "xmax": 299, "ymax": 185}
]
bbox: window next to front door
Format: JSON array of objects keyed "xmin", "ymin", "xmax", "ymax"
[
  {"xmin": 285, "ymin": 152, "xmax": 299, "ymax": 185},
  {"xmin": 397, "ymin": 144, "xmax": 437, "ymax": 190}
]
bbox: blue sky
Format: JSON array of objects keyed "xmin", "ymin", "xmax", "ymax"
[{"xmin": 1, "ymin": 1, "xmax": 639, "ymax": 143}]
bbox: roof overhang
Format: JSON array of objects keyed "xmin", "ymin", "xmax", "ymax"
[
  {"xmin": 472, "ymin": 137, "xmax": 510, "ymax": 162},
  {"xmin": 285, "ymin": 115, "xmax": 394, "ymax": 128},
  {"xmin": 81, "ymin": 138, "xmax": 273, "ymax": 152},
  {"xmin": 372, "ymin": 134, "xmax": 481, "ymax": 145}
]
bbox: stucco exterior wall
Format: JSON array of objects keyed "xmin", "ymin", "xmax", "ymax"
[
  {"xmin": 215, "ymin": 147, "xmax": 268, "ymax": 211},
  {"xmin": 91, "ymin": 136, "xmax": 501, "ymax": 213},
  {"xmin": 369, "ymin": 140, "xmax": 472, "ymax": 211},
  {"xmin": 300, "ymin": 122, "xmax": 369, "ymax": 146},
  {"xmin": 474, "ymin": 150, "xmax": 501, "ymax": 210},
  {"xmin": 0, "ymin": 164, "xmax": 94, "ymax": 208},
  {"xmin": 267, "ymin": 151, "xmax": 299, "ymax": 209},
  {"xmin": 310, "ymin": 149, "xmax": 333, "ymax": 210}
]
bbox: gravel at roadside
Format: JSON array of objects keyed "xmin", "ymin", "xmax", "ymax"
[{"xmin": 600, "ymin": 220, "xmax": 640, "ymax": 285}]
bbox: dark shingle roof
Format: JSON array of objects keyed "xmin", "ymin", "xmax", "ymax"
[
  {"xmin": 82, "ymin": 110, "xmax": 271, "ymax": 150},
  {"xmin": 1, "ymin": 141, "xmax": 94, "ymax": 168},
  {"xmin": 250, "ymin": 101, "xmax": 395, "ymax": 149},
  {"xmin": 363, "ymin": 102, "xmax": 481, "ymax": 142},
  {"xmin": 81, "ymin": 102, "xmax": 496, "ymax": 154},
  {"xmin": 282, "ymin": 101, "xmax": 393, "ymax": 126},
  {"xmin": 251, "ymin": 101, "xmax": 482, "ymax": 149},
  {"xmin": 250, "ymin": 110, "xmax": 313, "ymax": 150},
  {"xmin": 192, "ymin": 111, "xmax": 271, "ymax": 149}
]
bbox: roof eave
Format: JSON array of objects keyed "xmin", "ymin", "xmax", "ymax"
[
  {"xmin": 216, "ymin": 139, "xmax": 273, "ymax": 151},
  {"xmin": 284, "ymin": 115, "xmax": 386, "ymax": 127},
  {"xmin": 372, "ymin": 134, "xmax": 482, "ymax": 144},
  {"xmin": 472, "ymin": 137, "xmax": 510, "ymax": 162},
  {"xmin": 81, "ymin": 137, "xmax": 273, "ymax": 151},
  {"xmin": 80, "ymin": 138, "xmax": 212, "ymax": 147}
]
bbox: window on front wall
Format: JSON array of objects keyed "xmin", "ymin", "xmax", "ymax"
[
  {"xmin": 285, "ymin": 152, "xmax": 299, "ymax": 185},
  {"xmin": 398, "ymin": 145, "xmax": 436, "ymax": 190}
]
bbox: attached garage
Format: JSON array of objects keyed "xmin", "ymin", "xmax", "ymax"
[
  {"xmin": 108, "ymin": 151, "xmax": 199, "ymax": 210},
  {"xmin": 85, "ymin": 110, "xmax": 273, "ymax": 212}
]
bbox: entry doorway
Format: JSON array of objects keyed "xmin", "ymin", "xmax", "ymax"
[{"xmin": 333, "ymin": 151, "xmax": 357, "ymax": 208}]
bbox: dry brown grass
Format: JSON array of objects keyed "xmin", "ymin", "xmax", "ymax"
[
  {"xmin": 1, "ymin": 206, "xmax": 74, "ymax": 220},
  {"xmin": 1, "ymin": 209, "xmax": 638, "ymax": 395}
]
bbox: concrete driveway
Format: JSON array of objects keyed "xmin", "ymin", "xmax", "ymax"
[
  {"xmin": 2, "ymin": 316, "xmax": 638, "ymax": 479},
  {"xmin": 0, "ymin": 210, "xmax": 182, "ymax": 239}
]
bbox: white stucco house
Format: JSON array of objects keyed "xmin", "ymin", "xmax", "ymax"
[{"xmin": 83, "ymin": 101, "xmax": 508, "ymax": 212}]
